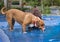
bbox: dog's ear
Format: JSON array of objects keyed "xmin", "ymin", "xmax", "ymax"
[
  {"xmin": 35, "ymin": 21, "xmax": 40, "ymax": 27},
  {"xmin": 32, "ymin": 20, "xmax": 40, "ymax": 27},
  {"xmin": 32, "ymin": 17, "xmax": 40, "ymax": 27}
]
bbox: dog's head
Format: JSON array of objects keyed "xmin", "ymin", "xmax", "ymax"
[
  {"xmin": 38, "ymin": 19, "xmax": 45, "ymax": 31},
  {"xmin": 32, "ymin": 17, "xmax": 45, "ymax": 32}
]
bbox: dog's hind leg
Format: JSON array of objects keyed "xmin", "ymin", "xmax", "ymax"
[
  {"xmin": 11, "ymin": 18, "xmax": 15, "ymax": 30},
  {"xmin": 6, "ymin": 16, "xmax": 15, "ymax": 31},
  {"xmin": 9, "ymin": 19, "xmax": 15, "ymax": 31}
]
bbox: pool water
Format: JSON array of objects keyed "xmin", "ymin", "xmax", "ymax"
[{"xmin": 0, "ymin": 14, "xmax": 60, "ymax": 42}]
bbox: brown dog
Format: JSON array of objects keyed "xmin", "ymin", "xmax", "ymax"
[{"xmin": 1, "ymin": 7, "xmax": 45, "ymax": 33}]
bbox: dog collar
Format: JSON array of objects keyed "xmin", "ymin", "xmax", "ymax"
[{"xmin": 32, "ymin": 17, "xmax": 40, "ymax": 27}]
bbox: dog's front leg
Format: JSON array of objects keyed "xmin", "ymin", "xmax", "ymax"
[
  {"xmin": 22, "ymin": 15, "xmax": 31, "ymax": 33},
  {"xmin": 22, "ymin": 24, "xmax": 27, "ymax": 33}
]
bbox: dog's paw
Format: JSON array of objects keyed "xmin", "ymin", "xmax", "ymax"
[
  {"xmin": 42, "ymin": 28, "xmax": 45, "ymax": 32},
  {"xmin": 23, "ymin": 32, "xmax": 27, "ymax": 34},
  {"xmin": 9, "ymin": 28, "xmax": 13, "ymax": 31}
]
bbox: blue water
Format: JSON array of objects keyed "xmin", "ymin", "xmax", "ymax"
[{"xmin": 0, "ymin": 14, "xmax": 60, "ymax": 42}]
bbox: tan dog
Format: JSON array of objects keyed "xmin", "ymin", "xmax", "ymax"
[{"xmin": 1, "ymin": 7, "xmax": 45, "ymax": 33}]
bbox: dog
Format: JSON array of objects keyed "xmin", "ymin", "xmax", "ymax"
[{"xmin": 1, "ymin": 7, "xmax": 45, "ymax": 33}]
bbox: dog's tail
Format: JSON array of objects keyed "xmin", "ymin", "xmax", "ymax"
[{"xmin": 1, "ymin": 7, "xmax": 7, "ymax": 14}]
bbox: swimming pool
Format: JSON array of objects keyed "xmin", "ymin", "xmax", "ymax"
[{"xmin": 0, "ymin": 15, "xmax": 60, "ymax": 42}]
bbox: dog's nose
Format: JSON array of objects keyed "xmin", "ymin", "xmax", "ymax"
[
  {"xmin": 42, "ymin": 28, "xmax": 45, "ymax": 32},
  {"xmin": 40, "ymin": 27, "xmax": 45, "ymax": 32}
]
